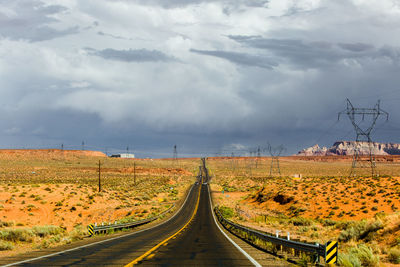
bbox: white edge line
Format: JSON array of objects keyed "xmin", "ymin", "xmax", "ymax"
[
  {"xmin": 1, "ymin": 184, "xmax": 195, "ymax": 267},
  {"xmin": 207, "ymin": 184, "xmax": 262, "ymax": 267}
]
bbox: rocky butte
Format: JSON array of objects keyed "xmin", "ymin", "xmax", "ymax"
[{"xmin": 296, "ymin": 141, "xmax": 400, "ymax": 156}]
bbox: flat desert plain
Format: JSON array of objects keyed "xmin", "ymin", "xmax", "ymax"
[
  {"xmin": 1, "ymin": 152, "xmax": 400, "ymax": 265},
  {"xmin": 0, "ymin": 150, "xmax": 196, "ymax": 257},
  {"xmin": 208, "ymin": 156, "xmax": 400, "ymax": 266}
]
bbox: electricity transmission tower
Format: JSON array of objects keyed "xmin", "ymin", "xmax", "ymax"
[
  {"xmin": 338, "ymin": 99, "xmax": 388, "ymax": 177},
  {"xmin": 256, "ymin": 146, "xmax": 261, "ymax": 168},
  {"xmin": 268, "ymin": 143, "xmax": 285, "ymax": 176}
]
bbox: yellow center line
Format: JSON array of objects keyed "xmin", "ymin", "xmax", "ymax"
[{"xmin": 124, "ymin": 179, "xmax": 202, "ymax": 267}]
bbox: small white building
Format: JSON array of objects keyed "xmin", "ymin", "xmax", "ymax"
[{"xmin": 110, "ymin": 153, "xmax": 135, "ymax": 158}]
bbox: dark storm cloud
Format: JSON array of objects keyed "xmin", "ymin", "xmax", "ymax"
[
  {"xmin": 228, "ymin": 35, "xmax": 389, "ymax": 69},
  {"xmin": 378, "ymin": 45, "xmax": 400, "ymax": 62},
  {"xmin": 86, "ymin": 48, "xmax": 174, "ymax": 62},
  {"xmin": 190, "ymin": 48, "xmax": 277, "ymax": 69},
  {"xmin": 337, "ymin": 43, "xmax": 374, "ymax": 52},
  {"xmin": 97, "ymin": 31, "xmax": 132, "ymax": 41},
  {"xmin": 0, "ymin": 0, "xmax": 78, "ymax": 42}
]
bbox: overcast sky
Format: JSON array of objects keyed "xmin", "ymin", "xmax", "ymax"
[{"xmin": 1, "ymin": 0, "xmax": 400, "ymax": 157}]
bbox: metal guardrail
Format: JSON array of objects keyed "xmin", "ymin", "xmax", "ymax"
[
  {"xmin": 214, "ymin": 207, "xmax": 327, "ymax": 263},
  {"xmin": 88, "ymin": 204, "xmax": 175, "ymax": 236}
]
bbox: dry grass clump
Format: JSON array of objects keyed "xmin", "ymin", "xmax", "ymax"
[
  {"xmin": 339, "ymin": 244, "xmax": 379, "ymax": 267},
  {"xmin": 338, "ymin": 220, "xmax": 383, "ymax": 243},
  {"xmin": 0, "ymin": 240, "xmax": 13, "ymax": 251},
  {"xmin": 0, "ymin": 225, "xmax": 71, "ymax": 250},
  {"xmin": 388, "ymin": 248, "xmax": 400, "ymax": 264}
]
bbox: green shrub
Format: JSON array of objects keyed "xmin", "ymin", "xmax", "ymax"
[
  {"xmin": 0, "ymin": 240, "xmax": 14, "ymax": 250},
  {"xmin": 388, "ymin": 248, "xmax": 400, "ymax": 264},
  {"xmin": 0, "ymin": 221, "xmax": 14, "ymax": 227},
  {"xmin": 339, "ymin": 220, "xmax": 383, "ymax": 242},
  {"xmin": 219, "ymin": 206, "xmax": 235, "ymax": 219},
  {"xmin": 0, "ymin": 228, "xmax": 34, "ymax": 242},
  {"xmin": 289, "ymin": 217, "xmax": 313, "ymax": 226},
  {"xmin": 32, "ymin": 225, "xmax": 64, "ymax": 237}
]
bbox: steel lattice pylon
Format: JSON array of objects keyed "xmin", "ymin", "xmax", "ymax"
[
  {"xmin": 338, "ymin": 99, "xmax": 388, "ymax": 177},
  {"xmin": 268, "ymin": 143, "xmax": 285, "ymax": 176}
]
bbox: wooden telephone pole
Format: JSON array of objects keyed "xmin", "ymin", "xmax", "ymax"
[{"xmin": 98, "ymin": 160, "xmax": 101, "ymax": 192}]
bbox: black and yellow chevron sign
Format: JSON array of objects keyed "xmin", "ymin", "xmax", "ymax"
[
  {"xmin": 325, "ymin": 240, "xmax": 338, "ymax": 264},
  {"xmin": 88, "ymin": 224, "xmax": 94, "ymax": 236}
]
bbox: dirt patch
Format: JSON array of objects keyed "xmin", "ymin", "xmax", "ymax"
[
  {"xmin": 252, "ymin": 190, "xmax": 295, "ymax": 205},
  {"xmin": 273, "ymin": 193, "xmax": 294, "ymax": 205}
]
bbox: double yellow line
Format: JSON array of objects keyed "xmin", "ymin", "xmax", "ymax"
[{"xmin": 124, "ymin": 182, "xmax": 202, "ymax": 266}]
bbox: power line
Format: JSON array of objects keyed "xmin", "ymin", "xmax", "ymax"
[
  {"xmin": 268, "ymin": 143, "xmax": 285, "ymax": 177},
  {"xmin": 338, "ymin": 98, "xmax": 389, "ymax": 177}
]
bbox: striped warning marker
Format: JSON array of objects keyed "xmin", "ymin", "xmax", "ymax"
[
  {"xmin": 325, "ymin": 241, "xmax": 338, "ymax": 264},
  {"xmin": 88, "ymin": 224, "xmax": 94, "ymax": 236}
]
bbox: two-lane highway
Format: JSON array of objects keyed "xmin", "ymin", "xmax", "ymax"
[
  {"xmin": 1, "ymin": 179, "xmax": 281, "ymax": 266},
  {"xmin": 132, "ymin": 183, "xmax": 257, "ymax": 266}
]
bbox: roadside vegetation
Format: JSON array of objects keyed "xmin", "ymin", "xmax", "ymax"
[{"xmin": 208, "ymin": 156, "xmax": 400, "ymax": 266}]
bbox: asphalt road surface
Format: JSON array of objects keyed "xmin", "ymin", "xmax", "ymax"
[
  {"xmin": 0, "ymin": 182, "xmax": 275, "ymax": 266},
  {"xmin": 133, "ymin": 184, "xmax": 256, "ymax": 266}
]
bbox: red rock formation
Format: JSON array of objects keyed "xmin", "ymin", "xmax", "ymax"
[{"xmin": 297, "ymin": 141, "xmax": 400, "ymax": 156}]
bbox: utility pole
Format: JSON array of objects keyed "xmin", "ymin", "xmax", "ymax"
[
  {"xmin": 338, "ymin": 99, "xmax": 388, "ymax": 177},
  {"xmin": 268, "ymin": 143, "xmax": 285, "ymax": 177},
  {"xmin": 173, "ymin": 145, "xmax": 178, "ymax": 161},
  {"xmin": 127, "ymin": 146, "xmax": 129, "ymax": 154},
  {"xmin": 98, "ymin": 160, "xmax": 101, "ymax": 192},
  {"xmin": 133, "ymin": 161, "xmax": 136, "ymax": 185},
  {"xmin": 82, "ymin": 141, "xmax": 85, "ymax": 151},
  {"xmin": 256, "ymin": 146, "xmax": 261, "ymax": 168},
  {"xmin": 61, "ymin": 144, "xmax": 64, "ymax": 151}
]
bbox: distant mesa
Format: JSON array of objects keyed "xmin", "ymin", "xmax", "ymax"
[{"xmin": 296, "ymin": 141, "xmax": 400, "ymax": 156}]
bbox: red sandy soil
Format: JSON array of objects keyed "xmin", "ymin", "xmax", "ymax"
[
  {"xmin": 0, "ymin": 183, "xmax": 173, "ymax": 231},
  {"xmin": 0, "ymin": 149, "xmax": 106, "ymax": 158}
]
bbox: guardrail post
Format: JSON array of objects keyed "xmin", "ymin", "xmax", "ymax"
[
  {"xmin": 275, "ymin": 230, "xmax": 281, "ymax": 237},
  {"xmin": 315, "ymin": 243, "xmax": 320, "ymax": 263}
]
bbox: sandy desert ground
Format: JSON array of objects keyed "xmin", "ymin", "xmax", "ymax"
[
  {"xmin": 208, "ymin": 156, "xmax": 400, "ymax": 266},
  {"xmin": 1, "ymin": 152, "xmax": 400, "ymax": 265},
  {"xmin": 0, "ymin": 150, "xmax": 196, "ymax": 257}
]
